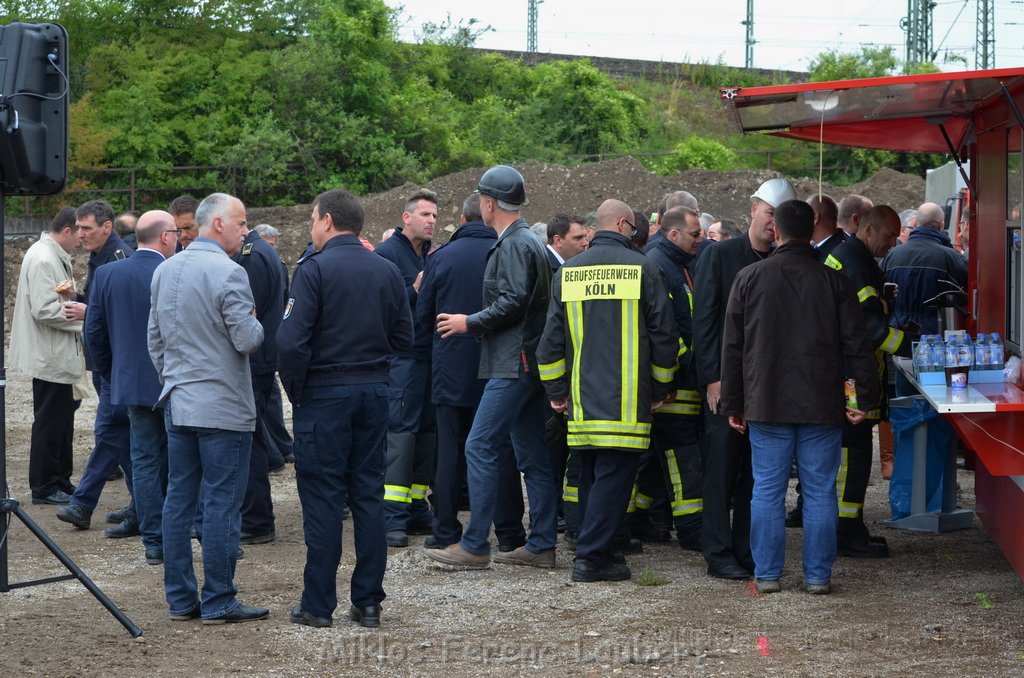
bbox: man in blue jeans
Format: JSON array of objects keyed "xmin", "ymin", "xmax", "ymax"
[
  {"xmin": 85, "ymin": 210, "xmax": 179, "ymax": 565},
  {"xmin": 278, "ymin": 188, "xmax": 413, "ymax": 628},
  {"xmin": 149, "ymin": 193, "xmax": 267, "ymax": 624},
  {"xmin": 720, "ymin": 200, "xmax": 879, "ymax": 595},
  {"xmin": 426, "ymin": 165, "xmax": 557, "ymax": 570}
]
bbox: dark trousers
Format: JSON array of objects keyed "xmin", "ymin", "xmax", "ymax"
[
  {"xmin": 384, "ymin": 356, "xmax": 436, "ymax": 530},
  {"xmin": 29, "ymin": 378, "xmax": 77, "ymax": 499},
  {"xmin": 433, "ymin": 404, "xmax": 526, "ymax": 547},
  {"xmin": 264, "ymin": 378, "xmax": 293, "ymax": 469},
  {"xmin": 241, "ymin": 372, "xmax": 276, "ymax": 535},
  {"xmin": 295, "ymin": 384, "xmax": 389, "ymax": 618},
  {"xmin": 651, "ymin": 415, "xmax": 704, "ymax": 543},
  {"xmin": 576, "ymin": 449, "xmax": 641, "ymax": 567},
  {"xmin": 837, "ymin": 419, "xmax": 875, "ymax": 532},
  {"xmin": 71, "ymin": 372, "xmax": 132, "ymax": 512},
  {"xmin": 701, "ymin": 408, "xmax": 753, "ymax": 570}
]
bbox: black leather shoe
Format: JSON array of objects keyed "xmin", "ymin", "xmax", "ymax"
[
  {"xmin": 290, "ymin": 604, "xmax": 332, "ymax": 628},
  {"xmin": 837, "ymin": 537, "xmax": 889, "ymax": 558},
  {"xmin": 32, "ymin": 490, "xmax": 73, "ymax": 505},
  {"xmin": 677, "ymin": 535, "xmax": 703, "ymax": 552},
  {"xmin": 107, "ymin": 467, "xmax": 124, "ymax": 481},
  {"xmin": 349, "ymin": 603, "xmax": 381, "ymax": 628},
  {"xmin": 406, "ymin": 522, "xmax": 433, "ymax": 536},
  {"xmin": 56, "ymin": 503, "xmax": 92, "ymax": 529},
  {"xmin": 239, "ymin": 530, "xmax": 275, "ymax": 545},
  {"xmin": 785, "ymin": 507, "xmax": 803, "ymax": 528},
  {"xmin": 104, "ymin": 517, "xmax": 140, "ymax": 538},
  {"xmin": 564, "ymin": 532, "xmax": 578, "ymax": 551},
  {"xmin": 386, "ymin": 530, "xmax": 409, "ymax": 547},
  {"xmin": 106, "ymin": 506, "xmax": 134, "ymax": 524},
  {"xmin": 571, "ymin": 558, "xmax": 631, "ymax": 582},
  {"xmin": 706, "ymin": 563, "xmax": 753, "ymax": 580},
  {"xmin": 145, "ymin": 547, "xmax": 164, "ymax": 565},
  {"xmin": 201, "ymin": 604, "xmax": 270, "ymax": 625},
  {"xmin": 424, "ymin": 535, "xmax": 452, "ymax": 550}
]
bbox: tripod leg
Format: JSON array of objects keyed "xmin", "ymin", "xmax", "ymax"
[{"xmin": 13, "ymin": 506, "xmax": 143, "ymax": 637}]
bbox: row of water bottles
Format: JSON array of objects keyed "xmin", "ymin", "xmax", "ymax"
[{"xmin": 914, "ymin": 333, "xmax": 1004, "ymax": 372}]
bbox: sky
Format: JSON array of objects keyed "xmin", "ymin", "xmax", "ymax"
[{"xmin": 389, "ymin": 0, "xmax": 1024, "ymax": 73}]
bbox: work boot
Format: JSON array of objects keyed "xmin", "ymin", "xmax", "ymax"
[
  {"xmin": 423, "ymin": 543, "xmax": 489, "ymax": 569},
  {"xmin": 492, "ymin": 546, "xmax": 555, "ymax": 568}
]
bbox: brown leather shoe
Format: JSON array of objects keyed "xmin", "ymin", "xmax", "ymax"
[
  {"xmin": 423, "ymin": 543, "xmax": 489, "ymax": 569},
  {"xmin": 492, "ymin": 546, "xmax": 555, "ymax": 568}
]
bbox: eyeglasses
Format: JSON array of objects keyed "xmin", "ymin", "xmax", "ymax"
[
  {"xmin": 621, "ymin": 218, "xmax": 637, "ymax": 237},
  {"xmin": 164, "ymin": 229, "xmax": 182, "ymax": 235}
]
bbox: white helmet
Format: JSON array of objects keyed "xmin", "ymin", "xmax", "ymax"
[{"xmin": 750, "ymin": 178, "xmax": 797, "ymax": 208}]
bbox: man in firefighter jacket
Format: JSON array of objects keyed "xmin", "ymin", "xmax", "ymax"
[
  {"xmin": 823, "ymin": 205, "xmax": 913, "ymax": 557},
  {"xmin": 537, "ymin": 199, "xmax": 679, "ymax": 582},
  {"xmin": 636, "ymin": 206, "xmax": 705, "ymax": 550}
]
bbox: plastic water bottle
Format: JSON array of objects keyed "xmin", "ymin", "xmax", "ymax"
[
  {"xmin": 991, "ymin": 332, "xmax": 1004, "ymax": 369},
  {"xmin": 956, "ymin": 335, "xmax": 973, "ymax": 367},
  {"xmin": 975, "ymin": 333, "xmax": 989, "ymax": 369},
  {"xmin": 929, "ymin": 335, "xmax": 945, "ymax": 372},
  {"xmin": 915, "ymin": 338, "xmax": 931, "ymax": 373},
  {"xmin": 945, "ymin": 336, "xmax": 958, "ymax": 369}
]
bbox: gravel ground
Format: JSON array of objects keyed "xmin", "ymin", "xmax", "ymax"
[{"xmin": 3, "ymin": 367, "xmax": 1024, "ymax": 677}]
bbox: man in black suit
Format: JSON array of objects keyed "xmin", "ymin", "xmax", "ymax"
[
  {"xmin": 545, "ymin": 214, "xmax": 588, "ymax": 271},
  {"xmin": 83, "ymin": 210, "xmax": 179, "ymax": 563}
]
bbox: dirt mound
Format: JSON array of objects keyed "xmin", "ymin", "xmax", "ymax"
[
  {"xmin": 248, "ymin": 159, "xmax": 925, "ymax": 268},
  {"xmin": 2, "ymin": 160, "xmax": 925, "ymax": 326}
]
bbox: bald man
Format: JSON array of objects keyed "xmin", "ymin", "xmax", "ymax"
[
  {"xmin": 84, "ymin": 210, "xmax": 179, "ymax": 564},
  {"xmin": 881, "ymin": 201, "xmax": 967, "ymax": 334},
  {"xmin": 807, "ymin": 194, "xmax": 848, "ymax": 261},
  {"xmin": 538, "ymin": 199, "xmax": 678, "ymax": 582}
]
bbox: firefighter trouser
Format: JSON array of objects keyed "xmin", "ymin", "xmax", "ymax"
[
  {"xmin": 649, "ymin": 414, "xmax": 703, "ymax": 545},
  {"xmin": 837, "ymin": 419, "xmax": 875, "ymax": 535},
  {"xmin": 384, "ymin": 356, "xmax": 436, "ymax": 531}
]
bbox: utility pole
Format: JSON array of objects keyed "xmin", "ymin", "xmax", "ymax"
[
  {"xmin": 527, "ymin": 0, "xmax": 539, "ymax": 53},
  {"xmin": 742, "ymin": 0, "xmax": 755, "ymax": 69},
  {"xmin": 901, "ymin": 0, "xmax": 937, "ymax": 67},
  {"xmin": 976, "ymin": 0, "xmax": 995, "ymax": 69}
]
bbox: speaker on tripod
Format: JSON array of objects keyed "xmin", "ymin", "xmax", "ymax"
[{"xmin": 0, "ymin": 21, "xmax": 141, "ymax": 637}]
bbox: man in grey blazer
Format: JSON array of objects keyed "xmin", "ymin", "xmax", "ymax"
[{"xmin": 148, "ymin": 192, "xmax": 268, "ymax": 624}]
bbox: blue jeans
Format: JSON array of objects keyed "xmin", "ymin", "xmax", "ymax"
[
  {"xmin": 461, "ymin": 373, "xmax": 557, "ymax": 555},
  {"xmin": 162, "ymin": 406, "xmax": 253, "ymax": 619},
  {"xmin": 294, "ymin": 384, "xmax": 388, "ymax": 617},
  {"xmin": 71, "ymin": 373, "xmax": 133, "ymax": 512},
  {"xmin": 748, "ymin": 422, "xmax": 841, "ymax": 586},
  {"xmin": 127, "ymin": 406, "xmax": 168, "ymax": 551}
]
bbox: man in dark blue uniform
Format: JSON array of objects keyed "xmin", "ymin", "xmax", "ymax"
[
  {"xmin": 236, "ymin": 226, "xmax": 287, "ymax": 544},
  {"xmin": 415, "ymin": 194, "xmax": 526, "ymax": 551},
  {"xmin": 56, "ymin": 199, "xmax": 137, "ymax": 536},
  {"xmin": 279, "ymin": 188, "xmax": 413, "ymax": 629},
  {"xmin": 375, "ymin": 189, "xmax": 437, "ymax": 547},
  {"xmin": 84, "ymin": 210, "xmax": 179, "ymax": 564}
]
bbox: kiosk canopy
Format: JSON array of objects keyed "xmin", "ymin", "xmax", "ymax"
[{"xmin": 721, "ymin": 68, "xmax": 1024, "ymax": 154}]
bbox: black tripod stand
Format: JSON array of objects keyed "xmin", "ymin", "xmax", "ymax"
[{"xmin": 0, "ymin": 193, "xmax": 142, "ymax": 637}]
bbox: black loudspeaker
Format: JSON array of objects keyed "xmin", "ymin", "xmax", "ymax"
[{"xmin": 0, "ymin": 22, "xmax": 68, "ymax": 196}]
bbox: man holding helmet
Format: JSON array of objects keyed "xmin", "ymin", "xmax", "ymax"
[{"xmin": 426, "ymin": 165, "xmax": 558, "ymax": 570}]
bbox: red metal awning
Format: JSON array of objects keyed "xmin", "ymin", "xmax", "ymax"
[{"xmin": 721, "ymin": 68, "xmax": 1024, "ymax": 153}]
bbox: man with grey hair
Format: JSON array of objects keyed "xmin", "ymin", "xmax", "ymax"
[
  {"xmin": 253, "ymin": 223, "xmax": 280, "ymax": 246},
  {"xmin": 898, "ymin": 209, "xmax": 918, "ymax": 244},
  {"xmin": 149, "ymin": 192, "xmax": 268, "ymax": 623},
  {"xmin": 838, "ymin": 194, "xmax": 873, "ymax": 236},
  {"xmin": 882, "ymin": 201, "xmax": 967, "ymax": 334}
]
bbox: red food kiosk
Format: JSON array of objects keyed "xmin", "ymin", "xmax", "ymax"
[{"xmin": 720, "ymin": 68, "xmax": 1024, "ymax": 578}]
